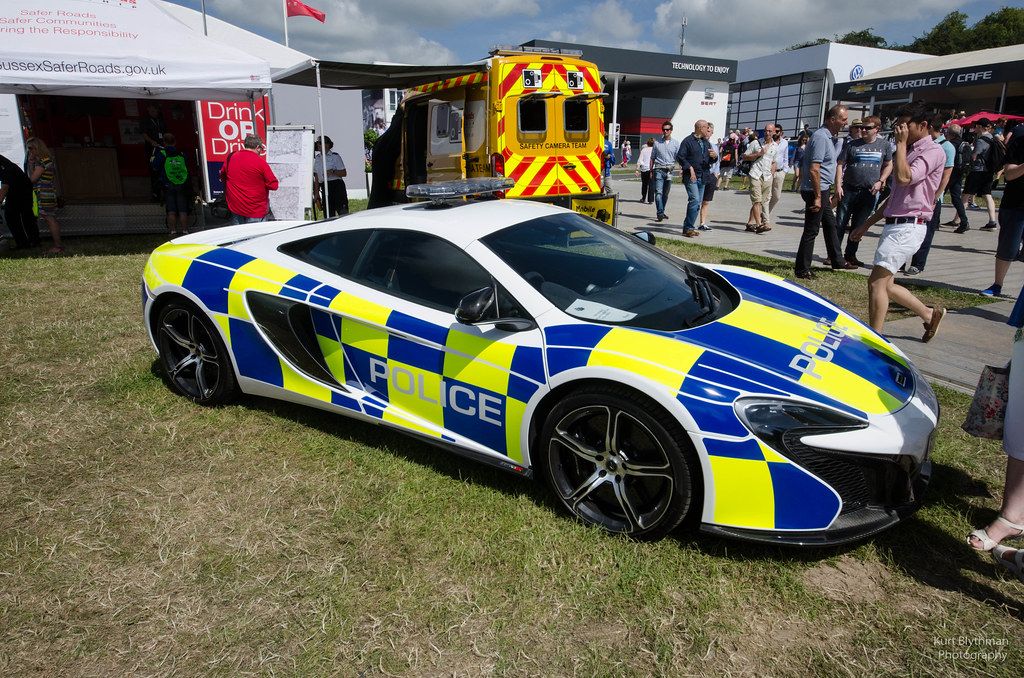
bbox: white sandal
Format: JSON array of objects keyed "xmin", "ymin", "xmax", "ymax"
[
  {"xmin": 968, "ymin": 515, "xmax": 1024, "ymax": 551},
  {"xmin": 993, "ymin": 545, "xmax": 1024, "ymax": 582}
]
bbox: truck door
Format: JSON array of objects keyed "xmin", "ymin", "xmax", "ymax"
[{"xmin": 426, "ymin": 97, "xmax": 465, "ymax": 182}]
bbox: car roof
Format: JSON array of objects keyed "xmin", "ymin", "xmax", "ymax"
[{"xmin": 295, "ymin": 199, "xmax": 571, "ymax": 248}]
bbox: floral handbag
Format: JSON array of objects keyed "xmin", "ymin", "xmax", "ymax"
[{"xmin": 961, "ymin": 363, "xmax": 1011, "ymax": 439}]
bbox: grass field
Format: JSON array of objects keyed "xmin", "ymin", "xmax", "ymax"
[{"xmin": 2, "ymin": 230, "xmax": 1023, "ymax": 677}]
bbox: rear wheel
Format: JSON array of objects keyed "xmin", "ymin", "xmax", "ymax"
[
  {"xmin": 156, "ymin": 299, "xmax": 238, "ymax": 405},
  {"xmin": 540, "ymin": 385, "xmax": 697, "ymax": 540}
]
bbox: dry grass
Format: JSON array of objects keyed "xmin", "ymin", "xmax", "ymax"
[{"xmin": 1, "ymin": 240, "xmax": 1023, "ymax": 677}]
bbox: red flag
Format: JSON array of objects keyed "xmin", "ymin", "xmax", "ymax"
[{"xmin": 286, "ymin": 0, "xmax": 325, "ymax": 22}]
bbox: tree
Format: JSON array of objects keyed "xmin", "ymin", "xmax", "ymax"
[
  {"xmin": 834, "ymin": 28, "xmax": 887, "ymax": 49},
  {"xmin": 968, "ymin": 7, "xmax": 1024, "ymax": 51},
  {"xmin": 902, "ymin": 11, "xmax": 970, "ymax": 55},
  {"xmin": 784, "ymin": 28, "xmax": 886, "ymax": 52}
]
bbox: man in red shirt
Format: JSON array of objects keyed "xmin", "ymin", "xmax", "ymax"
[{"xmin": 220, "ymin": 134, "xmax": 279, "ymax": 224}]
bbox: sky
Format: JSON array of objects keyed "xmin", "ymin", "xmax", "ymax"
[{"xmin": 168, "ymin": 0, "xmax": 1005, "ymax": 66}]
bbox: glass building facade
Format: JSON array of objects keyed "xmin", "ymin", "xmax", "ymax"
[{"xmin": 727, "ymin": 70, "xmax": 828, "ymax": 136}]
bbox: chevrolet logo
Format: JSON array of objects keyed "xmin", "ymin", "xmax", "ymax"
[{"xmin": 849, "ymin": 83, "xmax": 872, "ymax": 94}]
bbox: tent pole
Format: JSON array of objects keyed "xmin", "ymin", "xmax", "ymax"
[
  {"xmin": 200, "ymin": 0, "xmax": 208, "ymax": 35},
  {"xmin": 316, "ymin": 60, "xmax": 329, "ymax": 217}
]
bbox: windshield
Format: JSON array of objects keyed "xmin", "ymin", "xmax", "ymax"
[{"xmin": 482, "ymin": 212, "xmax": 736, "ymax": 331}]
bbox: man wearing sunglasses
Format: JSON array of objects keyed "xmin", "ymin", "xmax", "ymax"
[
  {"xmin": 650, "ymin": 121, "xmax": 681, "ymax": 222},
  {"xmin": 835, "ymin": 116, "xmax": 892, "ymax": 267}
]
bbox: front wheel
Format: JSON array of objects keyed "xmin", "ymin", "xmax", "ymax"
[
  {"xmin": 539, "ymin": 385, "xmax": 697, "ymax": 540},
  {"xmin": 156, "ymin": 299, "xmax": 238, "ymax": 405}
]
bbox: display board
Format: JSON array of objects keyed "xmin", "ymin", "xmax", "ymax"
[{"xmin": 266, "ymin": 125, "xmax": 314, "ymax": 222}]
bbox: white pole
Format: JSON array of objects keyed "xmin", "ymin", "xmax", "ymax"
[
  {"xmin": 282, "ymin": 0, "xmax": 289, "ymax": 47},
  {"xmin": 315, "ymin": 61, "xmax": 329, "ymax": 216}
]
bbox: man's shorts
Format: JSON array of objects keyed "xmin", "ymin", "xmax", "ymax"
[
  {"xmin": 873, "ymin": 220, "xmax": 927, "ymax": 274},
  {"xmin": 964, "ymin": 170, "xmax": 994, "ymax": 195},
  {"xmin": 748, "ymin": 176, "xmax": 771, "ymax": 204},
  {"xmin": 164, "ymin": 185, "xmax": 189, "ymax": 215},
  {"xmin": 721, "ymin": 167, "xmax": 735, "ymax": 179},
  {"xmin": 702, "ymin": 178, "xmax": 717, "ymax": 202}
]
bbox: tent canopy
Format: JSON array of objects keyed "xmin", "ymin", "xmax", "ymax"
[
  {"xmin": 951, "ymin": 111, "xmax": 1024, "ymax": 127},
  {"xmin": 0, "ymin": 0, "xmax": 271, "ymax": 101},
  {"xmin": 156, "ymin": 1, "xmax": 313, "ymax": 81},
  {"xmin": 276, "ymin": 61, "xmax": 487, "ymax": 90}
]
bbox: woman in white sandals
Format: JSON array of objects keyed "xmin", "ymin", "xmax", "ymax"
[{"xmin": 969, "ymin": 289, "xmax": 1024, "ymax": 581}]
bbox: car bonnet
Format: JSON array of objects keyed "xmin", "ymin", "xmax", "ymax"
[{"xmin": 544, "ymin": 266, "xmax": 916, "ymax": 423}]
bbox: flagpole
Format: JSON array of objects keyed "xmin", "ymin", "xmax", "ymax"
[{"xmin": 282, "ymin": 0, "xmax": 289, "ymax": 47}]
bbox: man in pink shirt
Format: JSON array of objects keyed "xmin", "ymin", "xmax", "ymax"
[
  {"xmin": 849, "ymin": 101, "xmax": 947, "ymax": 340},
  {"xmin": 220, "ymin": 134, "xmax": 279, "ymax": 224}
]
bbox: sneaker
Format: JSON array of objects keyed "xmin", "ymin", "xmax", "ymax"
[
  {"xmin": 954, "ymin": 223, "xmax": 970, "ymax": 233},
  {"xmin": 905, "ymin": 266, "xmax": 921, "ymax": 275},
  {"xmin": 982, "ymin": 284, "xmax": 1002, "ymax": 297},
  {"xmin": 698, "ymin": 223, "xmax": 712, "ymax": 231},
  {"xmin": 981, "ymin": 221, "xmax": 998, "ymax": 231}
]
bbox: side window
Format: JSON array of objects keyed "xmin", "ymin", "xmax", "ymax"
[
  {"xmin": 279, "ymin": 229, "xmax": 373, "ymax": 276},
  {"xmin": 518, "ymin": 98, "xmax": 546, "ymax": 134},
  {"xmin": 353, "ymin": 231, "xmax": 494, "ymax": 312},
  {"xmin": 564, "ymin": 100, "xmax": 589, "ymax": 133}
]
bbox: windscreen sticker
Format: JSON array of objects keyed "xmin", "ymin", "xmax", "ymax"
[{"xmin": 567, "ymin": 299, "xmax": 636, "ymax": 322}]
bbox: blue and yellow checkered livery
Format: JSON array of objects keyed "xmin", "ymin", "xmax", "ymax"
[
  {"xmin": 144, "ymin": 242, "xmax": 545, "ymax": 468},
  {"xmin": 144, "ymin": 243, "xmax": 918, "ymax": 536}
]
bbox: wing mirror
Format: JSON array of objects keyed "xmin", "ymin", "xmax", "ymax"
[
  {"xmin": 633, "ymin": 231, "xmax": 656, "ymax": 246},
  {"xmin": 456, "ymin": 287, "xmax": 535, "ymax": 332}
]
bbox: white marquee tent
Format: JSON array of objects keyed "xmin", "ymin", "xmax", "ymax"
[{"xmin": 0, "ymin": 0, "xmax": 271, "ymax": 101}]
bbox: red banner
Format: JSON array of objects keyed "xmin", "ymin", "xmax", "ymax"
[{"xmin": 197, "ymin": 98, "xmax": 268, "ymax": 199}]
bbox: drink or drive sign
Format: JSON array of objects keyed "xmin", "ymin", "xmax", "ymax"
[{"xmin": 196, "ymin": 97, "xmax": 268, "ymax": 200}]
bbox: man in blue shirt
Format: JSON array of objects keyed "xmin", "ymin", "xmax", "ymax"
[
  {"xmin": 795, "ymin": 105, "xmax": 855, "ymax": 279},
  {"xmin": 650, "ymin": 120, "xmax": 681, "ymax": 222},
  {"xmin": 675, "ymin": 119, "xmax": 716, "ymax": 237}
]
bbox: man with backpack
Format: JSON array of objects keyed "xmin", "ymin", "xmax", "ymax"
[
  {"xmin": 151, "ymin": 132, "xmax": 191, "ymax": 237},
  {"xmin": 962, "ymin": 118, "xmax": 1003, "ymax": 231},
  {"xmin": 943, "ymin": 123, "xmax": 971, "ymax": 232}
]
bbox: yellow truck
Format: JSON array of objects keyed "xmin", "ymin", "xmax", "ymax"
[{"xmin": 371, "ymin": 49, "xmax": 615, "ymax": 224}]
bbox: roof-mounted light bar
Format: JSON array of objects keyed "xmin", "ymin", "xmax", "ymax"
[
  {"xmin": 489, "ymin": 45, "xmax": 584, "ymax": 57},
  {"xmin": 406, "ymin": 178, "xmax": 516, "ymax": 206}
]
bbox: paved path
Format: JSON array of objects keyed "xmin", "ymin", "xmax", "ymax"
[{"xmin": 607, "ymin": 173, "xmax": 1019, "ymax": 393}]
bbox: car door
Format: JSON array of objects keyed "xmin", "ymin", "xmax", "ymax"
[{"xmin": 297, "ymin": 228, "xmax": 546, "ymax": 467}]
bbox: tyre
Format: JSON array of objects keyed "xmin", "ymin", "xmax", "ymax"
[
  {"xmin": 156, "ymin": 299, "xmax": 238, "ymax": 405},
  {"xmin": 540, "ymin": 385, "xmax": 697, "ymax": 540}
]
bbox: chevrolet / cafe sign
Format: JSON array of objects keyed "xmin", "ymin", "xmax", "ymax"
[{"xmin": 834, "ymin": 61, "xmax": 1022, "ymax": 99}]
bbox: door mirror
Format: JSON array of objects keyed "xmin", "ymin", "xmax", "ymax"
[
  {"xmin": 456, "ymin": 287, "xmax": 494, "ymax": 324},
  {"xmin": 456, "ymin": 287, "xmax": 535, "ymax": 332},
  {"xmin": 633, "ymin": 231, "xmax": 656, "ymax": 246}
]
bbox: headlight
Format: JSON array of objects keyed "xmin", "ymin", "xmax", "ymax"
[{"xmin": 735, "ymin": 398, "xmax": 868, "ymax": 452}]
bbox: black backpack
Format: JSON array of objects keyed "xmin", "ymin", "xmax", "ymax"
[
  {"xmin": 987, "ymin": 137, "xmax": 1007, "ymax": 174},
  {"xmin": 955, "ymin": 140, "xmax": 972, "ymax": 176}
]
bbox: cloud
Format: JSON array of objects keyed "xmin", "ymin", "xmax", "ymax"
[
  {"xmin": 649, "ymin": 0, "xmax": 968, "ymax": 60},
  {"xmin": 543, "ymin": 0, "xmax": 662, "ymax": 52}
]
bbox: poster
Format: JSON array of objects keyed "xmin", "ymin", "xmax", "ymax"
[
  {"xmin": 266, "ymin": 125, "xmax": 314, "ymax": 222},
  {"xmin": 195, "ymin": 97, "xmax": 268, "ymax": 201}
]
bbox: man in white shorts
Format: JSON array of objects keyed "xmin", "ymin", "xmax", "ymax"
[{"xmin": 849, "ymin": 101, "xmax": 947, "ymax": 341}]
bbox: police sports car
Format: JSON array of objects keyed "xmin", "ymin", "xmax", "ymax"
[{"xmin": 142, "ymin": 184, "xmax": 936, "ymax": 546}]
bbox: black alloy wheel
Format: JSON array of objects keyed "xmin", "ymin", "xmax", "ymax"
[
  {"xmin": 540, "ymin": 385, "xmax": 697, "ymax": 540},
  {"xmin": 156, "ymin": 300, "xmax": 238, "ymax": 405}
]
